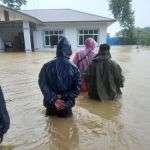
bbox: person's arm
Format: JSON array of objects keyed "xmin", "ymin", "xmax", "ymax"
[
  {"xmin": 38, "ymin": 64, "xmax": 57, "ymax": 107},
  {"xmin": 63, "ymin": 69, "xmax": 81, "ymax": 109},
  {"xmin": 112, "ymin": 62, "xmax": 125, "ymax": 88},
  {"xmin": 0, "ymin": 86, "xmax": 10, "ymax": 143},
  {"xmin": 73, "ymin": 52, "xmax": 79, "ymax": 66}
]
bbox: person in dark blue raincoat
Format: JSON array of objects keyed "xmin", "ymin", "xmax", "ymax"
[
  {"xmin": 38, "ymin": 37, "xmax": 81, "ymax": 117},
  {"xmin": 0, "ymin": 86, "xmax": 10, "ymax": 144}
]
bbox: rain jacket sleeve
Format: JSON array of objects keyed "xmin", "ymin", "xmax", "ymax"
[
  {"xmin": 38, "ymin": 64, "xmax": 57, "ymax": 107},
  {"xmin": 112, "ymin": 62, "xmax": 125, "ymax": 88},
  {"xmin": 0, "ymin": 86, "xmax": 10, "ymax": 136},
  {"xmin": 73, "ymin": 52, "xmax": 79, "ymax": 65},
  {"xmin": 64, "ymin": 69, "xmax": 81, "ymax": 109},
  {"xmin": 84, "ymin": 64, "xmax": 92, "ymax": 81}
]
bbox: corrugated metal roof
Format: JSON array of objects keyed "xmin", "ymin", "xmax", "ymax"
[{"xmin": 21, "ymin": 9, "xmax": 115, "ymax": 23}]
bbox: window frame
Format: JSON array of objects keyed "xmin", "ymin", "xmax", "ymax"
[
  {"xmin": 44, "ymin": 29, "xmax": 64, "ymax": 47},
  {"xmin": 77, "ymin": 29, "xmax": 99, "ymax": 47}
]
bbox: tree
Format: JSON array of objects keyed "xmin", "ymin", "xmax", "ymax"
[
  {"xmin": 134, "ymin": 27, "xmax": 150, "ymax": 46},
  {"xmin": 116, "ymin": 27, "xmax": 150, "ymax": 45},
  {"xmin": 109, "ymin": 0, "xmax": 135, "ymax": 44},
  {"xmin": 0, "ymin": 0, "xmax": 26, "ymax": 10}
]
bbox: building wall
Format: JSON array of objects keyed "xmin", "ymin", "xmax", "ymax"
[
  {"xmin": 107, "ymin": 37, "xmax": 123, "ymax": 45},
  {"xmin": 34, "ymin": 22, "xmax": 108, "ymax": 51},
  {"xmin": 0, "ymin": 7, "xmax": 23, "ymax": 21},
  {"xmin": 0, "ymin": 6, "xmax": 40, "ymax": 23}
]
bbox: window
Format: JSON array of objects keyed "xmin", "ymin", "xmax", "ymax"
[
  {"xmin": 78, "ymin": 29, "xmax": 99, "ymax": 46},
  {"xmin": 44, "ymin": 30, "xmax": 63, "ymax": 47}
]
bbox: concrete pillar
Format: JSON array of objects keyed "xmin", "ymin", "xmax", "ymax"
[
  {"xmin": 33, "ymin": 30, "xmax": 43, "ymax": 50},
  {"xmin": 99, "ymin": 25, "xmax": 107, "ymax": 44},
  {"xmin": 23, "ymin": 21, "xmax": 32, "ymax": 52},
  {"xmin": 0, "ymin": 37, "xmax": 4, "ymax": 52}
]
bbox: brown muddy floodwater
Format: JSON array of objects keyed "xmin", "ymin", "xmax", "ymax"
[{"xmin": 0, "ymin": 46, "xmax": 150, "ymax": 150}]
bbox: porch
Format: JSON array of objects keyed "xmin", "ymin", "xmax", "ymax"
[{"xmin": 0, "ymin": 20, "xmax": 35, "ymax": 52}]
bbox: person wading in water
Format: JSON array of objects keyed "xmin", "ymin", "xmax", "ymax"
[
  {"xmin": 0, "ymin": 86, "xmax": 10, "ymax": 143},
  {"xmin": 73, "ymin": 38, "xmax": 96, "ymax": 92},
  {"xmin": 85, "ymin": 44, "xmax": 125, "ymax": 100},
  {"xmin": 39, "ymin": 37, "xmax": 81, "ymax": 117}
]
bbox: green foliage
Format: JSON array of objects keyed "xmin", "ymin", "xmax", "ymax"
[
  {"xmin": 116, "ymin": 27, "xmax": 150, "ymax": 45},
  {"xmin": 0, "ymin": 0, "xmax": 26, "ymax": 9},
  {"xmin": 109, "ymin": 0, "xmax": 135, "ymax": 44},
  {"xmin": 116, "ymin": 28, "xmax": 136, "ymax": 44},
  {"xmin": 134, "ymin": 27, "xmax": 150, "ymax": 46}
]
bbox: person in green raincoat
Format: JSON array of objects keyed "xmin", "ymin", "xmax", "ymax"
[{"xmin": 85, "ymin": 44, "xmax": 125, "ymax": 100}]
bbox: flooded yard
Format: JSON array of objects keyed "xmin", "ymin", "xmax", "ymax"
[{"xmin": 0, "ymin": 46, "xmax": 150, "ymax": 150}]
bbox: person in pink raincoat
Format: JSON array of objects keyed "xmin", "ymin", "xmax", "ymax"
[{"xmin": 73, "ymin": 38, "xmax": 97, "ymax": 92}]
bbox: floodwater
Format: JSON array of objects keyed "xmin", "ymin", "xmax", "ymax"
[{"xmin": 0, "ymin": 46, "xmax": 150, "ymax": 150}]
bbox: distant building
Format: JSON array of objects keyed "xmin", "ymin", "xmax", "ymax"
[
  {"xmin": 107, "ymin": 36, "xmax": 122, "ymax": 45},
  {"xmin": 0, "ymin": 5, "xmax": 115, "ymax": 52}
]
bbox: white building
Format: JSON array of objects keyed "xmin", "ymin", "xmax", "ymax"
[{"xmin": 0, "ymin": 5, "xmax": 115, "ymax": 52}]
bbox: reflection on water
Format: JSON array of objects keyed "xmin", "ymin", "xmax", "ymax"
[
  {"xmin": 75, "ymin": 94, "xmax": 124, "ymax": 150},
  {"xmin": 0, "ymin": 145, "xmax": 15, "ymax": 150},
  {"xmin": 78, "ymin": 93, "xmax": 122, "ymax": 120},
  {"xmin": 0, "ymin": 46, "xmax": 150, "ymax": 150},
  {"xmin": 46, "ymin": 117, "xmax": 79, "ymax": 150}
]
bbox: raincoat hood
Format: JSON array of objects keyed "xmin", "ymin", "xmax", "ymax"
[
  {"xmin": 94, "ymin": 44, "xmax": 111, "ymax": 61},
  {"xmin": 85, "ymin": 38, "xmax": 96, "ymax": 52},
  {"xmin": 56, "ymin": 37, "xmax": 72, "ymax": 58}
]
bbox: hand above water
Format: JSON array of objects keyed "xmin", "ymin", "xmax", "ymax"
[{"xmin": 55, "ymin": 99, "xmax": 65, "ymax": 111}]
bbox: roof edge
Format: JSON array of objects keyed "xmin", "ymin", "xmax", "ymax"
[
  {"xmin": 22, "ymin": 8, "xmax": 115, "ymax": 22},
  {"xmin": 68, "ymin": 9, "xmax": 115, "ymax": 21},
  {"xmin": 0, "ymin": 4, "xmax": 42, "ymax": 23},
  {"xmin": 42, "ymin": 20, "xmax": 115, "ymax": 23}
]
